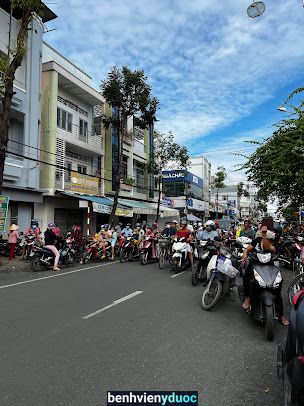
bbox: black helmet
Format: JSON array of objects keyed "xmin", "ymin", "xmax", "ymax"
[{"xmin": 31, "ymin": 219, "xmax": 39, "ymax": 226}]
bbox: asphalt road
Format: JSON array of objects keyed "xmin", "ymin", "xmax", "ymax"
[{"xmin": 0, "ymin": 259, "xmax": 290, "ymax": 406}]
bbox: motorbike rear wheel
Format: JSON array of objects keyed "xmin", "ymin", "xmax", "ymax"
[
  {"xmin": 201, "ymin": 278, "xmax": 222, "ymax": 310},
  {"xmin": 287, "ymin": 273, "xmax": 304, "ymax": 306},
  {"xmin": 264, "ymin": 304, "xmax": 275, "ymax": 341},
  {"xmin": 31, "ymin": 255, "xmax": 42, "ymax": 272},
  {"xmin": 140, "ymin": 251, "xmax": 148, "ymax": 265}
]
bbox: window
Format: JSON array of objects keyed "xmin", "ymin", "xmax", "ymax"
[
  {"xmin": 78, "ymin": 165, "xmax": 87, "ymax": 175},
  {"xmin": 122, "ymin": 156, "xmax": 128, "ymax": 180},
  {"xmin": 11, "ymin": 201, "xmax": 18, "ymax": 225},
  {"xmin": 7, "ymin": 118, "xmax": 24, "ymax": 155},
  {"xmin": 57, "ymin": 107, "xmax": 72, "ymax": 132},
  {"xmin": 135, "ymin": 161, "xmax": 145, "ymax": 193},
  {"xmin": 66, "ymin": 162, "xmax": 72, "ymax": 181},
  {"xmin": 79, "ymin": 118, "xmax": 88, "ymax": 140}
]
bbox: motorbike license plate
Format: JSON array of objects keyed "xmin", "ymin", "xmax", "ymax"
[
  {"xmin": 29, "ymin": 251, "xmax": 35, "ymax": 257},
  {"xmin": 173, "ymin": 253, "xmax": 182, "ymax": 257}
]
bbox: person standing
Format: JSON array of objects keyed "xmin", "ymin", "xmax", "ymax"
[
  {"xmin": 44, "ymin": 223, "xmax": 60, "ymax": 271},
  {"xmin": 8, "ymin": 224, "xmax": 19, "ymax": 260}
]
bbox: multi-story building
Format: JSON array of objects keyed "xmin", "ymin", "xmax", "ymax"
[
  {"xmin": 34, "ymin": 42, "xmax": 104, "ymax": 233},
  {"xmin": 162, "ymin": 169, "xmax": 205, "ymax": 220},
  {"xmin": 0, "ymin": 2, "xmax": 57, "ymax": 233},
  {"xmin": 210, "ymin": 183, "xmax": 259, "ymax": 220},
  {"xmin": 187, "ymin": 156, "xmax": 211, "ymax": 216}
]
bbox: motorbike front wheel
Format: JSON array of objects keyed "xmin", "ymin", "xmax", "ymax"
[
  {"xmin": 201, "ymin": 278, "xmax": 222, "ymax": 310},
  {"xmin": 83, "ymin": 252, "xmax": 92, "ymax": 264},
  {"xmin": 191, "ymin": 264, "xmax": 201, "ymax": 286},
  {"xmin": 119, "ymin": 250, "xmax": 129, "ymax": 263},
  {"xmin": 31, "ymin": 255, "xmax": 42, "ymax": 272},
  {"xmin": 65, "ymin": 251, "xmax": 76, "ymax": 265},
  {"xmin": 140, "ymin": 251, "xmax": 148, "ymax": 265},
  {"xmin": 264, "ymin": 304, "xmax": 275, "ymax": 341},
  {"xmin": 287, "ymin": 273, "xmax": 304, "ymax": 306},
  {"xmin": 159, "ymin": 249, "xmax": 166, "ymax": 269}
]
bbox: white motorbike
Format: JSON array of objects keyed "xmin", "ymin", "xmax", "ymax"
[{"xmin": 171, "ymin": 237, "xmax": 192, "ymax": 273}]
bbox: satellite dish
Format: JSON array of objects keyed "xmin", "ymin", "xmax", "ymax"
[{"xmin": 247, "ymin": 1, "xmax": 266, "ymax": 18}]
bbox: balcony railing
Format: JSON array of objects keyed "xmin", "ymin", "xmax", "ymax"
[{"xmin": 57, "ymin": 120, "xmax": 103, "ymax": 152}]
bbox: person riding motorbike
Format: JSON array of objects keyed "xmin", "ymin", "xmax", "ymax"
[
  {"xmin": 121, "ymin": 224, "xmax": 133, "ymax": 238},
  {"xmin": 197, "ymin": 220, "xmax": 218, "ymax": 241},
  {"xmin": 241, "ymin": 225, "xmax": 288, "ymax": 325},
  {"xmin": 100, "ymin": 224, "xmax": 112, "ymax": 259},
  {"xmin": 174, "ymin": 219, "xmax": 194, "ymax": 267},
  {"xmin": 240, "ymin": 219, "xmax": 255, "ymax": 240},
  {"xmin": 44, "ymin": 223, "xmax": 60, "ymax": 271}
]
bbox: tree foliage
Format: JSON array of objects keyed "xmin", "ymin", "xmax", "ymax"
[
  {"xmin": 148, "ymin": 132, "xmax": 189, "ymax": 221},
  {"xmin": 211, "ymin": 166, "xmax": 227, "ymax": 190},
  {"xmin": 101, "ymin": 66, "xmax": 159, "ymax": 226},
  {"xmin": 241, "ymin": 93, "xmax": 304, "ymax": 209}
]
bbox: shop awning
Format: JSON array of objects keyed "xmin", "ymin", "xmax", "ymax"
[
  {"xmin": 59, "ymin": 191, "xmax": 133, "ymax": 217},
  {"xmin": 187, "ymin": 213, "xmax": 202, "ymax": 222},
  {"xmin": 113, "ymin": 198, "xmax": 157, "ymax": 215},
  {"xmin": 60, "ymin": 191, "xmax": 114, "ymax": 206},
  {"xmin": 147, "ymin": 203, "xmax": 180, "ymax": 218}
]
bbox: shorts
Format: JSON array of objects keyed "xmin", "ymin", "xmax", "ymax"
[
  {"xmin": 185, "ymin": 243, "xmax": 192, "ymax": 253},
  {"xmin": 111, "ymin": 238, "xmax": 117, "ymax": 247}
]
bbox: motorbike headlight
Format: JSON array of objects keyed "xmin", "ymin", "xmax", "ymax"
[
  {"xmin": 254, "ymin": 270, "xmax": 267, "ymax": 288},
  {"xmin": 273, "ymin": 272, "xmax": 282, "ymax": 288},
  {"xmin": 257, "ymin": 252, "xmax": 272, "ymax": 263}
]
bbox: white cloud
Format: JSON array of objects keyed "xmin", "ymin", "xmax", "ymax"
[{"xmin": 46, "ymin": 0, "xmax": 304, "ymax": 178}]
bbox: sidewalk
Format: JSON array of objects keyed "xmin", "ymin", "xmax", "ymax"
[{"xmin": 0, "ymin": 257, "xmax": 33, "ymax": 286}]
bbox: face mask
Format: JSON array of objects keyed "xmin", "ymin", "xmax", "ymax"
[{"xmin": 32, "ymin": 225, "xmax": 37, "ymax": 230}]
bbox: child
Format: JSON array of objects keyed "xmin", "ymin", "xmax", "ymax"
[{"xmin": 8, "ymin": 224, "xmax": 19, "ymax": 260}]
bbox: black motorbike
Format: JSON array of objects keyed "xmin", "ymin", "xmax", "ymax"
[
  {"xmin": 238, "ymin": 251, "xmax": 283, "ymax": 341},
  {"xmin": 277, "ymin": 290, "xmax": 304, "ymax": 405},
  {"xmin": 31, "ymin": 242, "xmax": 76, "ymax": 272},
  {"xmin": 191, "ymin": 239, "xmax": 221, "ymax": 286},
  {"xmin": 119, "ymin": 236, "xmax": 140, "ymax": 263}
]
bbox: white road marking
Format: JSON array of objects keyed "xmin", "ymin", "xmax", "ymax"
[
  {"xmin": 82, "ymin": 290, "xmax": 143, "ymax": 319},
  {"xmin": 170, "ymin": 270, "xmax": 187, "ymax": 278},
  {"xmin": 0, "ymin": 261, "xmax": 119, "ymax": 290}
]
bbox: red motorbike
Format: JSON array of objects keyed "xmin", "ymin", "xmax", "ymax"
[{"xmin": 140, "ymin": 235, "xmax": 158, "ymax": 265}]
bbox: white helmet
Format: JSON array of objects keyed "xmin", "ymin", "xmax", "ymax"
[{"xmin": 205, "ymin": 220, "xmax": 215, "ymax": 228}]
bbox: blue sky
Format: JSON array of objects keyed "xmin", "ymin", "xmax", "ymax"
[{"xmin": 45, "ymin": 0, "xmax": 304, "ymax": 183}]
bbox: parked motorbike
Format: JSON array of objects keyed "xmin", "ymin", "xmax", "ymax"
[
  {"xmin": 277, "ymin": 290, "xmax": 304, "ymax": 405},
  {"xmin": 238, "ymin": 251, "xmax": 283, "ymax": 341},
  {"xmin": 140, "ymin": 235, "xmax": 158, "ymax": 265},
  {"xmin": 201, "ymin": 246, "xmax": 239, "ymax": 310},
  {"xmin": 191, "ymin": 239, "xmax": 220, "ymax": 286},
  {"xmin": 278, "ymin": 234, "xmax": 296, "ymax": 268},
  {"xmin": 31, "ymin": 241, "xmax": 76, "ymax": 271},
  {"xmin": 170, "ymin": 236, "xmax": 191, "ymax": 273},
  {"xmin": 119, "ymin": 236, "xmax": 140, "ymax": 262}
]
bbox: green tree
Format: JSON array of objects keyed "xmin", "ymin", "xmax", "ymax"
[
  {"xmin": 241, "ymin": 92, "xmax": 304, "ymax": 210},
  {"xmin": 148, "ymin": 132, "xmax": 189, "ymax": 222},
  {"xmin": 211, "ymin": 166, "xmax": 227, "ymax": 219},
  {"xmin": 101, "ymin": 66, "xmax": 158, "ymax": 226},
  {"xmin": 0, "ymin": 0, "xmax": 43, "ymax": 194}
]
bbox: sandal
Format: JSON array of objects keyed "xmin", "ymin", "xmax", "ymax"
[
  {"xmin": 53, "ymin": 267, "xmax": 60, "ymax": 272},
  {"xmin": 242, "ymin": 303, "xmax": 251, "ymax": 311}
]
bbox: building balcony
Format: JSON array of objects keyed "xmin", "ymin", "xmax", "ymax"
[
  {"xmin": 4, "ymin": 154, "xmax": 24, "ymax": 180},
  {"xmin": 57, "ymin": 122, "xmax": 104, "ymax": 157}
]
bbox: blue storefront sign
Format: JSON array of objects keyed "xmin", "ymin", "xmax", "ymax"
[{"xmin": 162, "ymin": 170, "xmax": 203, "ymax": 187}]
